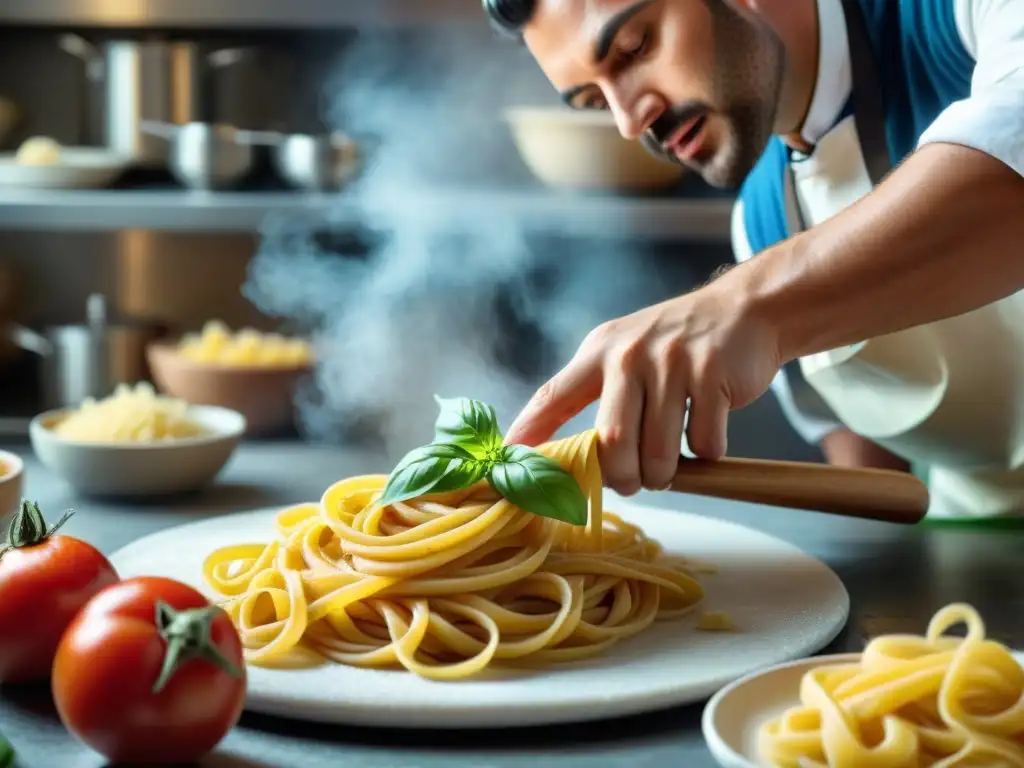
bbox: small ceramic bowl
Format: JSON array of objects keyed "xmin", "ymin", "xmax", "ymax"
[
  {"xmin": 503, "ymin": 106, "xmax": 686, "ymax": 192},
  {"xmin": 147, "ymin": 342, "xmax": 311, "ymax": 436},
  {"xmin": 0, "ymin": 450, "xmax": 24, "ymax": 518},
  {"xmin": 29, "ymin": 405, "xmax": 245, "ymax": 498}
]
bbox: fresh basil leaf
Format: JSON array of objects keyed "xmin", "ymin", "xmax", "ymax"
[
  {"xmin": 432, "ymin": 395, "xmax": 502, "ymax": 458},
  {"xmin": 380, "ymin": 442, "xmax": 487, "ymax": 506},
  {"xmin": 488, "ymin": 445, "xmax": 588, "ymax": 526}
]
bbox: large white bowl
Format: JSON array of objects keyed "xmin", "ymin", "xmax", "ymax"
[
  {"xmin": 0, "ymin": 147, "xmax": 129, "ymax": 189},
  {"xmin": 29, "ymin": 405, "xmax": 246, "ymax": 497},
  {"xmin": 503, "ymin": 106, "xmax": 686, "ymax": 192},
  {"xmin": 0, "ymin": 450, "xmax": 24, "ymax": 518}
]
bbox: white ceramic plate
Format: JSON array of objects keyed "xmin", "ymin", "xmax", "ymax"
[
  {"xmin": 108, "ymin": 500, "xmax": 850, "ymax": 728},
  {"xmin": 0, "ymin": 148, "xmax": 128, "ymax": 188},
  {"xmin": 702, "ymin": 650, "xmax": 1024, "ymax": 767}
]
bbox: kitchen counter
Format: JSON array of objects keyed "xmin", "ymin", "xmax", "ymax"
[{"xmin": 2, "ymin": 439, "xmax": 1024, "ymax": 768}]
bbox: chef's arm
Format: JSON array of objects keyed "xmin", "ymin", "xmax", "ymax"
[
  {"xmin": 729, "ymin": 201, "xmax": 911, "ymax": 472},
  {"xmin": 820, "ymin": 429, "xmax": 911, "ymax": 472},
  {"xmin": 739, "ymin": 139, "xmax": 1024, "ymax": 363},
  {"xmin": 743, "ymin": 0, "xmax": 1024, "ymax": 363}
]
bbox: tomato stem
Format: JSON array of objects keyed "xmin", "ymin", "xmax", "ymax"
[
  {"xmin": 0, "ymin": 500, "xmax": 75, "ymax": 556},
  {"xmin": 152, "ymin": 600, "xmax": 243, "ymax": 693}
]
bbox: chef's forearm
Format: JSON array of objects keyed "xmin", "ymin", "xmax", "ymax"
[{"xmin": 733, "ymin": 142, "xmax": 1024, "ymax": 363}]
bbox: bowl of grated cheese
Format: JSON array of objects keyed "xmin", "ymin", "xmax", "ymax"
[{"xmin": 29, "ymin": 382, "xmax": 245, "ymax": 497}]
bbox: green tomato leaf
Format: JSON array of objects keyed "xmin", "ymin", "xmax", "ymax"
[
  {"xmin": 432, "ymin": 395, "xmax": 503, "ymax": 458},
  {"xmin": 380, "ymin": 442, "xmax": 488, "ymax": 506},
  {"xmin": 488, "ymin": 445, "xmax": 588, "ymax": 526}
]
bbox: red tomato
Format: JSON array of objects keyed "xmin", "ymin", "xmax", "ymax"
[
  {"xmin": 0, "ymin": 500, "xmax": 119, "ymax": 683},
  {"xmin": 52, "ymin": 575, "xmax": 246, "ymax": 765}
]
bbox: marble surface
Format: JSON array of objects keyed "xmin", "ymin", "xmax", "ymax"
[{"xmin": 1, "ymin": 439, "xmax": 1022, "ymax": 768}]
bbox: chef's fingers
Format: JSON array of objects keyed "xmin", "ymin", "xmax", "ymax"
[
  {"xmin": 596, "ymin": 362, "xmax": 645, "ymax": 496},
  {"xmin": 505, "ymin": 353, "xmax": 602, "ymax": 447},
  {"xmin": 685, "ymin": 385, "xmax": 729, "ymax": 460},
  {"xmin": 640, "ymin": 357, "xmax": 686, "ymax": 491}
]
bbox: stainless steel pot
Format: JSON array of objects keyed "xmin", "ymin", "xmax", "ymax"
[
  {"xmin": 7, "ymin": 294, "xmax": 165, "ymax": 409},
  {"xmin": 141, "ymin": 121, "xmax": 254, "ymax": 190},
  {"xmin": 240, "ymin": 130, "xmax": 369, "ymax": 191},
  {"xmin": 271, "ymin": 133, "xmax": 362, "ymax": 192},
  {"xmin": 58, "ymin": 35, "xmax": 250, "ymax": 169}
]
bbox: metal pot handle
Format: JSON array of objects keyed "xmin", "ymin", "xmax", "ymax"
[
  {"xmin": 7, "ymin": 324, "xmax": 52, "ymax": 357},
  {"xmin": 57, "ymin": 34, "xmax": 104, "ymax": 80},
  {"xmin": 139, "ymin": 120, "xmax": 181, "ymax": 140},
  {"xmin": 208, "ymin": 47, "xmax": 253, "ymax": 69}
]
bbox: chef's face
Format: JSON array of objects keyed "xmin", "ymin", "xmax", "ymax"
[{"xmin": 522, "ymin": 0, "xmax": 785, "ymax": 189}]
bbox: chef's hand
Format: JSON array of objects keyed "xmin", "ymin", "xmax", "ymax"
[{"xmin": 505, "ymin": 284, "xmax": 782, "ymax": 495}]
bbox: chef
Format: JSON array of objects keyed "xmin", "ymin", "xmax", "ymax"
[{"xmin": 486, "ymin": 0, "xmax": 1024, "ymax": 518}]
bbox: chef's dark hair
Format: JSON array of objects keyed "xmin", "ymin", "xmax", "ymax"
[{"xmin": 482, "ymin": 0, "xmax": 536, "ymax": 36}]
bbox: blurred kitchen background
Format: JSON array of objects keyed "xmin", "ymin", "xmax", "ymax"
[{"xmin": 0, "ymin": 0, "xmax": 820, "ymax": 463}]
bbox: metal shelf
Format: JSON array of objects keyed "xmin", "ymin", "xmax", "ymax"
[
  {"xmin": 0, "ymin": 0, "xmax": 483, "ymax": 29},
  {"xmin": 0, "ymin": 188, "xmax": 734, "ymax": 240}
]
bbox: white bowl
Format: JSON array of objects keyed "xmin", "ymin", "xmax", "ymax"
[
  {"xmin": 0, "ymin": 450, "xmax": 24, "ymax": 518},
  {"xmin": 701, "ymin": 649, "xmax": 1024, "ymax": 766},
  {"xmin": 29, "ymin": 405, "xmax": 246, "ymax": 497},
  {"xmin": 0, "ymin": 147, "xmax": 129, "ymax": 189},
  {"xmin": 503, "ymin": 106, "xmax": 686, "ymax": 192}
]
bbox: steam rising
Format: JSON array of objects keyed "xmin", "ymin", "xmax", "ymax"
[{"xmin": 245, "ymin": 25, "xmax": 680, "ymax": 459}]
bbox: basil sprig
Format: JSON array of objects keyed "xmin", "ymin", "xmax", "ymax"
[{"xmin": 379, "ymin": 396, "xmax": 587, "ymax": 526}]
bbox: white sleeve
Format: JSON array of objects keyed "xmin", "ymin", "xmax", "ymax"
[
  {"xmin": 918, "ymin": 0, "xmax": 1024, "ymax": 177},
  {"xmin": 730, "ymin": 200, "xmax": 843, "ymax": 445}
]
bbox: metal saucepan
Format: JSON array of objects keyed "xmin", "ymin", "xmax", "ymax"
[
  {"xmin": 58, "ymin": 35, "xmax": 252, "ymax": 169},
  {"xmin": 270, "ymin": 132, "xmax": 363, "ymax": 192},
  {"xmin": 239, "ymin": 129, "xmax": 369, "ymax": 192},
  {"xmin": 7, "ymin": 294, "xmax": 166, "ymax": 410},
  {"xmin": 140, "ymin": 120, "xmax": 254, "ymax": 190}
]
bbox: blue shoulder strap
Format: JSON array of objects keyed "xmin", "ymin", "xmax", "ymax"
[
  {"xmin": 737, "ymin": 137, "xmax": 789, "ymax": 257},
  {"xmin": 739, "ymin": 0, "xmax": 974, "ymax": 256}
]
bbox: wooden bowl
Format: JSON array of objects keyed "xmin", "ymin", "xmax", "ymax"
[{"xmin": 147, "ymin": 342, "xmax": 311, "ymax": 437}]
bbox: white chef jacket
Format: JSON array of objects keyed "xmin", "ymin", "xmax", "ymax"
[
  {"xmin": 733, "ymin": 0, "xmax": 1024, "ymax": 520},
  {"xmin": 732, "ymin": 0, "xmax": 1024, "ymax": 447}
]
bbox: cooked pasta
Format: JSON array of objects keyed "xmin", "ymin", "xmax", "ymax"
[
  {"xmin": 758, "ymin": 603, "xmax": 1024, "ymax": 767},
  {"xmin": 202, "ymin": 429, "xmax": 708, "ymax": 680},
  {"xmin": 52, "ymin": 382, "xmax": 207, "ymax": 443}
]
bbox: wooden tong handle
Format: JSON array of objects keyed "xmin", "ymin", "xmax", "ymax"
[{"xmin": 669, "ymin": 456, "xmax": 929, "ymax": 524}]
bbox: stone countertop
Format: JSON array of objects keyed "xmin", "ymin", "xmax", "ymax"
[{"xmin": 1, "ymin": 439, "xmax": 1022, "ymax": 768}]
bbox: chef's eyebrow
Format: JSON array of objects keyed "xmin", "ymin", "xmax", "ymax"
[
  {"xmin": 558, "ymin": 0, "xmax": 655, "ymax": 105},
  {"xmin": 594, "ymin": 0, "xmax": 654, "ymax": 63}
]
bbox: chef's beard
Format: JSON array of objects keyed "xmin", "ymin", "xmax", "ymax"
[{"xmin": 640, "ymin": 0, "xmax": 785, "ymax": 190}]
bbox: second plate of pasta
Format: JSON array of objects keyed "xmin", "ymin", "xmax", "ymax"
[
  {"xmin": 108, "ymin": 476, "xmax": 850, "ymax": 727},
  {"xmin": 703, "ymin": 603, "xmax": 1024, "ymax": 767}
]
